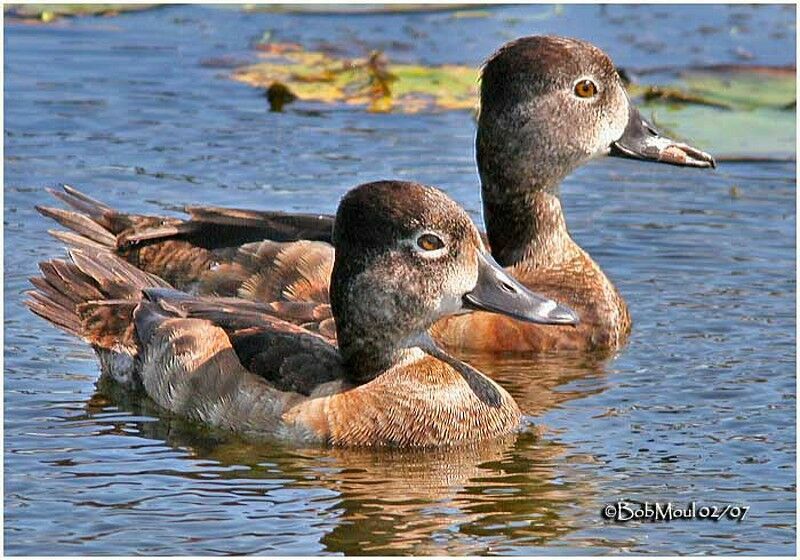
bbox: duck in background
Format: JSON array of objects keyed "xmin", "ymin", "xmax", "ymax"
[{"xmin": 36, "ymin": 36, "xmax": 714, "ymax": 353}]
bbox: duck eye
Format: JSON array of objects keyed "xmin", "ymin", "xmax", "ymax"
[
  {"xmin": 574, "ymin": 79, "xmax": 597, "ymax": 98},
  {"xmin": 417, "ymin": 233, "xmax": 445, "ymax": 251}
]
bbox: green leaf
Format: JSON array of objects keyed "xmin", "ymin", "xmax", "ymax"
[
  {"xmin": 232, "ymin": 48, "xmax": 480, "ymax": 113},
  {"xmin": 641, "ymin": 104, "xmax": 795, "ymax": 161},
  {"xmin": 680, "ymin": 67, "xmax": 796, "ymax": 110}
]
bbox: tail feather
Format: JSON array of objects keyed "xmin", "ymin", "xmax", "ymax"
[
  {"xmin": 27, "ymin": 270, "xmax": 141, "ymax": 386},
  {"xmin": 69, "ymin": 246, "xmax": 170, "ymax": 298},
  {"xmin": 29, "ymin": 187, "xmax": 197, "ymax": 387},
  {"xmin": 48, "ymin": 229, "xmax": 108, "ymax": 251},
  {"xmin": 27, "ymin": 246, "xmax": 173, "ymax": 347},
  {"xmin": 26, "ymin": 256, "xmax": 104, "ymax": 339},
  {"xmin": 39, "ymin": 259, "xmax": 105, "ymax": 303},
  {"xmin": 42, "ymin": 185, "xmax": 188, "ymax": 248},
  {"xmin": 51, "ymin": 184, "xmax": 175, "ymax": 236},
  {"xmin": 36, "ymin": 204, "xmax": 116, "ymax": 247},
  {"xmin": 29, "ymin": 275, "xmax": 79, "ymax": 312},
  {"xmin": 47, "ymin": 184, "xmax": 113, "ymax": 223},
  {"xmin": 25, "ymin": 289, "xmax": 82, "ymax": 336}
]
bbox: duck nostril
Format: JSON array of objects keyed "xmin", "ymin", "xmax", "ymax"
[{"xmin": 499, "ymin": 280, "xmax": 519, "ymax": 295}]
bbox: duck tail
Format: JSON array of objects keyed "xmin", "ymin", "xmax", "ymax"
[
  {"xmin": 35, "ymin": 184, "xmax": 184, "ymax": 251},
  {"xmin": 26, "ymin": 258, "xmax": 100, "ymax": 339},
  {"xmin": 35, "ymin": 185, "xmax": 123, "ymax": 248},
  {"xmin": 26, "ymin": 246, "xmax": 175, "ymax": 386},
  {"xmin": 26, "ymin": 245, "xmax": 172, "ymax": 360}
]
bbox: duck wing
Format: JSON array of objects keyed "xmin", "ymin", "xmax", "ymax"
[
  {"xmin": 36, "ymin": 186, "xmax": 336, "ymax": 313},
  {"xmin": 181, "ymin": 205, "xmax": 333, "ymax": 244},
  {"xmin": 26, "ymin": 246, "xmax": 345, "ymax": 401},
  {"xmin": 142, "ymin": 288, "xmax": 343, "ymax": 394}
]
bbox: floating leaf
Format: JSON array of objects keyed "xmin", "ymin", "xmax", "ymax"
[
  {"xmin": 633, "ymin": 67, "xmax": 796, "ymax": 160},
  {"xmin": 679, "ymin": 66, "xmax": 796, "ymax": 110},
  {"xmin": 639, "ymin": 86, "xmax": 733, "ymax": 110},
  {"xmin": 450, "ymin": 10, "xmax": 492, "ymax": 19},
  {"xmin": 641, "ymin": 104, "xmax": 795, "ymax": 161},
  {"xmin": 232, "ymin": 46, "xmax": 479, "ymax": 113}
]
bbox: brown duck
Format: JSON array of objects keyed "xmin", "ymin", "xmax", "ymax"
[
  {"xmin": 37, "ymin": 36, "xmax": 714, "ymax": 352},
  {"xmin": 28, "ymin": 181, "xmax": 578, "ymax": 447}
]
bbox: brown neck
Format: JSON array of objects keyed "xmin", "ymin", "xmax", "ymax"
[{"xmin": 482, "ymin": 187, "xmax": 579, "ymax": 268}]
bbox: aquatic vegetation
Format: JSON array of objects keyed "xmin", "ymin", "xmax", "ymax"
[
  {"xmin": 233, "ymin": 45, "xmax": 796, "ymax": 159},
  {"xmin": 4, "ymin": 4, "xmax": 158, "ymax": 22},
  {"xmin": 632, "ymin": 67, "xmax": 796, "ymax": 160},
  {"xmin": 233, "ymin": 46, "xmax": 478, "ymax": 114},
  {"xmin": 679, "ymin": 66, "xmax": 795, "ymax": 111}
]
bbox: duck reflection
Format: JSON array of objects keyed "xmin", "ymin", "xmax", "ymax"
[
  {"xmin": 77, "ymin": 352, "xmax": 612, "ymax": 554},
  {"xmin": 462, "ymin": 350, "xmax": 612, "ymax": 415}
]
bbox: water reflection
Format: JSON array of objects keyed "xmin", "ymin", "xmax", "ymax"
[
  {"xmin": 464, "ymin": 350, "xmax": 612, "ymax": 416},
  {"xmin": 67, "ymin": 352, "xmax": 611, "ymax": 554}
]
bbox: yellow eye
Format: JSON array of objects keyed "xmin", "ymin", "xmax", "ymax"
[
  {"xmin": 574, "ymin": 79, "xmax": 597, "ymax": 98},
  {"xmin": 417, "ymin": 233, "xmax": 444, "ymax": 251}
]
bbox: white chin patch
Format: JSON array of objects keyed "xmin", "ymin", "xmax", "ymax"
[{"xmin": 436, "ymin": 293, "xmax": 466, "ymax": 316}]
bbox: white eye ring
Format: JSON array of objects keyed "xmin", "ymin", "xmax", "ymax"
[
  {"xmin": 572, "ymin": 76, "xmax": 599, "ymax": 100},
  {"xmin": 409, "ymin": 230, "xmax": 448, "ymax": 259}
]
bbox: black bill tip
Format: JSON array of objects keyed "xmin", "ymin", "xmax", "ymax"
[
  {"xmin": 463, "ymin": 252, "xmax": 580, "ymax": 327},
  {"xmin": 610, "ymin": 104, "xmax": 716, "ymax": 169}
]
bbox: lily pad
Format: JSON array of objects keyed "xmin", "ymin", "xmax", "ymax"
[
  {"xmin": 680, "ymin": 66, "xmax": 796, "ymax": 110},
  {"xmin": 232, "ymin": 48, "xmax": 479, "ymax": 113},
  {"xmin": 632, "ymin": 68, "xmax": 796, "ymax": 160},
  {"xmin": 645, "ymin": 105, "xmax": 794, "ymax": 161},
  {"xmin": 232, "ymin": 44, "xmax": 795, "ymax": 159}
]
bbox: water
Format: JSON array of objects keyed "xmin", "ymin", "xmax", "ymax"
[{"xmin": 4, "ymin": 4, "xmax": 796, "ymax": 555}]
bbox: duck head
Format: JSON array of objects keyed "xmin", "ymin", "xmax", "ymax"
[
  {"xmin": 330, "ymin": 180, "xmax": 578, "ymax": 381},
  {"xmin": 477, "ymin": 35, "xmax": 715, "ymax": 196}
]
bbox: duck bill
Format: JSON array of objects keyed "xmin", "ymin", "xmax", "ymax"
[
  {"xmin": 609, "ymin": 104, "xmax": 716, "ymax": 168},
  {"xmin": 462, "ymin": 251, "xmax": 579, "ymax": 326}
]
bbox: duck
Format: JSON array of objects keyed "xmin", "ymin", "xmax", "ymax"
[
  {"xmin": 36, "ymin": 36, "xmax": 715, "ymax": 353},
  {"xmin": 27, "ymin": 181, "xmax": 579, "ymax": 447}
]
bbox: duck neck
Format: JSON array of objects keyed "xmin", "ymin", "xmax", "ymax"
[
  {"xmin": 338, "ymin": 326, "xmax": 430, "ymax": 384},
  {"xmin": 331, "ymin": 259, "xmax": 434, "ymax": 384},
  {"xmin": 482, "ymin": 179, "xmax": 578, "ymax": 268}
]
